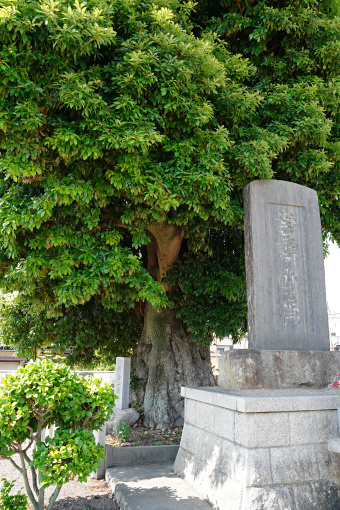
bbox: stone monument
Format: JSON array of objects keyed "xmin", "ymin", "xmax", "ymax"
[
  {"xmin": 244, "ymin": 179, "xmax": 329, "ymax": 350},
  {"xmin": 174, "ymin": 180, "xmax": 340, "ymax": 510},
  {"xmin": 106, "ymin": 357, "xmax": 139, "ymax": 434},
  {"xmin": 220, "ymin": 180, "xmax": 340, "ymax": 391}
]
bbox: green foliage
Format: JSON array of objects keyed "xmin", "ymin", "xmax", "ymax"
[
  {"xmin": 0, "ymin": 294, "xmax": 139, "ymax": 368},
  {"xmin": 0, "ymin": 479, "xmax": 27, "ymax": 510},
  {"xmin": 0, "ymin": 360, "xmax": 117, "ymax": 510},
  {"xmin": 130, "ymin": 373, "xmax": 142, "ymax": 392},
  {"xmin": 197, "ymin": 0, "xmax": 340, "ymax": 243},
  {"xmin": 167, "ymin": 228, "xmax": 247, "ymax": 343},
  {"xmin": 0, "ymin": 0, "xmax": 258, "ymax": 353},
  {"xmin": 32, "ymin": 429, "xmax": 103, "ymax": 488},
  {"xmin": 113, "ymin": 421, "xmax": 132, "ymax": 442}
]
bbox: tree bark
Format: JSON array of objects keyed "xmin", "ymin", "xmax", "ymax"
[{"xmin": 131, "ymin": 305, "xmax": 216, "ymax": 428}]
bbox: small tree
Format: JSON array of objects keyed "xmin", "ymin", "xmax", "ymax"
[{"xmin": 0, "ymin": 360, "xmax": 117, "ymax": 510}]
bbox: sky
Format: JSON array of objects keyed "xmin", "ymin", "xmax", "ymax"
[{"xmin": 324, "ymin": 242, "xmax": 340, "ymax": 315}]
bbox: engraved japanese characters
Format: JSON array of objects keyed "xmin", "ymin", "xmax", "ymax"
[{"xmin": 276, "ymin": 208, "xmax": 301, "ymax": 328}]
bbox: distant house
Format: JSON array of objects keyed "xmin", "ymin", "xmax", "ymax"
[
  {"xmin": 329, "ymin": 314, "xmax": 340, "ymax": 351},
  {"xmin": 0, "ymin": 344, "xmax": 27, "ymax": 370},
  {"xmin": 210, "ymin": 335, "xmax": 248, "ymax": 379}
]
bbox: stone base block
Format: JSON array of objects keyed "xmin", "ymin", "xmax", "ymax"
[
  {"xmin": 219, "ymin": 349, "xmax": 340, "ymax": 391},
  {"xmin": 106, "ymin": 408, "xmax": 140, "ymax": 434},
  {"xmin": 174, "ymin": 386, "xmax": 340, "ymax": 510}
]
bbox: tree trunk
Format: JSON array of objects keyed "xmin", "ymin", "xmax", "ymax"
[{"xmin": 131, "ymin": 305, "xmax": 216, "ymax": 428}]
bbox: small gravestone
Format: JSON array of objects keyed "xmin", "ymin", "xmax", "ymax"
[
  {"xmin": 106, "ymin": 357, "xmax": 139, "ymax": 434},
  {"xmin": 243, "ymin": 179, "xmax": 329, "ymax": 350},
  {"xmin": 115, "ymin": 357, "xmax": 131, "ymax": 410}
]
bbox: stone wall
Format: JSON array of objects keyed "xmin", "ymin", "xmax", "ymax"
[
  {"xmin": 174, "ymin": 386, "xmax": 340, "ymax": 510},
  {"xmin": 76, "ymin": 370, "xmax": 116, "ymax": 388}
]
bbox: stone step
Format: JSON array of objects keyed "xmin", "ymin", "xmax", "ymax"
[{"xmin": 106, "ymin": 463, "xmax": 212, "ymax": 510}]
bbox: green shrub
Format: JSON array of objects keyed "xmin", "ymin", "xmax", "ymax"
[
  {"xmin": 113, "ymin": 422, "xmax": 132, "ymax": 442},
  {"xmin": 0, "ymin": 479, "xmax": 27, "ymax": 510},
  {"xmin": 0, "ymin": 360, "xmax": 117, "ymax": 510}
]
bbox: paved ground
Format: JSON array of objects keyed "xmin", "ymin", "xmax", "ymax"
[{"xmin": 106, "ymin": 463, "xmax": 212, "ymax": 510}]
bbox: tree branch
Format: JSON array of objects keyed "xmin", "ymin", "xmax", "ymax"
[
  {"xmin": 18, "ymin": 450, "xmax": 38, "ymax": 510},
  {"xmin": 6, "ymin": 456, "xmax": 24, "ymax": 474},
  {"xmin": 23, "ymin": 450, "xmax": 39, "ymax": 497},
  {"xmin": 23, "ymin": 438, "xmax": 35, "ymax": 452},
  {"xmin": 26, "ymin": 424, "xmax": 37, "ymax": 441},
  {"xmin": 236, "ymin": 0, "xmax": 243, "ymax": 15},
  {"xmin": 38, "ymin": 484, "xmax": 45, "ymax": 510},
  {"xmin": 9, "ymin": 441, "xmax": 20, "ymax": 452},
  {"xmin": 46, "ymin": 486, "xmax": 61, "ymax": 510},
  {"xmin": 147, "ymin": 221, "xmax": 184, "ymax": 291}
]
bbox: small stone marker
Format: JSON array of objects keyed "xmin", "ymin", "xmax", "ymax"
[
  {"xmin": 106, "ymin": 357, "xmax": 139, "ymax": 434},
  {"xmin": 243, "ymin": 179, "xmax": 329, "ymax": 350},
  {"xmin": 115, "ymin": 357, "xmax": 131, "ymax": 410}
]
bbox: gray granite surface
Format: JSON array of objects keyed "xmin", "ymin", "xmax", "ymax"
[{"xmin": 243, "ymin": 180, "xmax": 329, "ymax": 350}]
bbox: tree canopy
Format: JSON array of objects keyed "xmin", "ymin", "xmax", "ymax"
[
  {"xmin": 196, "ymin": 0, "xmax": 340, "ymax": 241},
  {"xmin": 0, "ymin": 0, "xmax": 259, "ymax": 361}
]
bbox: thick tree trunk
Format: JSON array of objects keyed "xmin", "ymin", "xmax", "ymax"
[{"xmin": 131, "ymin": 305, "xmax": 216, "ymax": 428}]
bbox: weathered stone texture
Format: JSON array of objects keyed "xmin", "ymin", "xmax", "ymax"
[
  {"xmin": 243, "ymin": 179, "xmax": 329, "ymax": 350},
  {"xmin": 247, "ymin": 482, "xmax": 340, "ymax": 510},
  {"xmin": 174, "ymin": 387, "xmax": 340, "ymax": 510},
  {"xmin": 114, "ymin": 357, "xmax": 131, "ymax": 410},
  {"xmin": 219, "ymin": 349, "xmax": 340, "ymax": 390},
  {"xmin": 106, "ymin": 407, "xmax": 140, "ymax": 434}
]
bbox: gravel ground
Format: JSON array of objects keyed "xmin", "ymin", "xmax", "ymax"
[
  {"xmin": 0, "ymin": 451, "xmax": 120, "ymax": 509},
  {"xmin": 107, "ymin": 424, "xmax": 182, "ymax": 447}
]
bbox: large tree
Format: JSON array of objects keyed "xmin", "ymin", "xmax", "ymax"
[
  {"xmin": 0, "ymin": 0, "xmax": 257, "ymax": 427},
  {"xmin": 1, "ymin": 0, "xmax": 340, "ymax": 428}
]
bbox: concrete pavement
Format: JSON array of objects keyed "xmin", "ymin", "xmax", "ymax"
[{"xmin": 106, "ymin": 463, "xmax": 212, "ymax": 510}]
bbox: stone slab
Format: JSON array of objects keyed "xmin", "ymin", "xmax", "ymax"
[
  {"xmin": 91, "ymin": 424, "xmax": 106, "ymax": 478},
  {"xmin": 219, "ymin": 349, "xmax": 340, "ymax": 390},
  {"xmin": 106, "ymin": 463, "xmax": 212, "ymax": 510},
  {"xmin": 115, "ymin": 357, "xmax": 131, "ymax": 410},
  {"xmin": 243, "ymin": 180, "xmax": 329, "ymax": 350},
  {"xmin": 181, "ymin": 386, "xmax": 340, "ymax": 413},
  {"xmin": 105, "ymin": 444, "xmax": 179, "ymax": 467}
]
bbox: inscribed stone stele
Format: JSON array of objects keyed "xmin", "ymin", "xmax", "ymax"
[{"xmin": 243, "ymin": 180, "xmax": 329, "ymax": 350}]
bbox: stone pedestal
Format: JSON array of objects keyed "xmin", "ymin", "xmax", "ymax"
[
  {"xmin": 174, "ymin": 386, "xmax": 340, "ymax": 510},
  {"xmin": 219, "ymin": 349, "xmax": 340, "ymax": 391}
]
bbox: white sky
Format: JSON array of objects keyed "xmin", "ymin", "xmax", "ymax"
[{"xmin": 324, "ymin": 242, "xmax": 340, "ymax": 315}]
